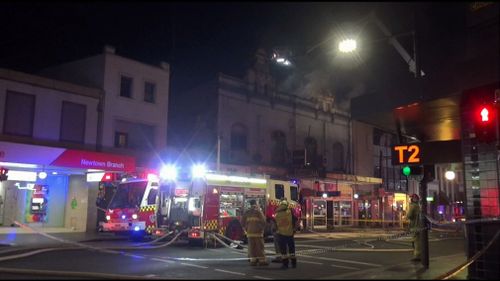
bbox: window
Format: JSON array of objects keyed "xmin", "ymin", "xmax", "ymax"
[
  {"xmin": 108, "ymin": 181, "xmax": 147, "ymax": 209},
  {"xmin": 147, "ymin": 188, "xmax": 158, "ymax": 205},
  {"xmin": 120, "ymin": 76, "xmax": 133, "ymax": 98},
  {"xmin": 290, "ymin": 186, "xmax": 298, "ymax": 202},
  {"xmin": 332, "ymin": 142, "xmax": 344, "ymax": 172},
  {"xmin": 114, "ymin": 120, "xmax": 156, "ymax": 150},
  {"xmin": 144, "ymin": 82, "xmax": 156, "ymax": 103},
  {"xmin": 230, "ymin": 123, "xmax": 247, "ymax": 151},
  {"xmin": 60, "ymin": 101, "xmax": 86, "ymax": 143},
  {"xmin": 3, "ymin": 91, "xmax": 35, "ymax": 137},
  {"xmin": 271, "ymin": 130, "xmax": 287, "ymax": 166},
  {"xmin": 114, "ymin": 132, "xmax": 128, "ymax": 148},
  {"xmin": 275, "ymin": 184, "xmax": 285, "ymax": 200}
]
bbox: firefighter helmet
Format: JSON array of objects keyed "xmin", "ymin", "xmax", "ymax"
[{"xmin": 280, "ymin": 200, "xmax": 289, "ymax": 207}]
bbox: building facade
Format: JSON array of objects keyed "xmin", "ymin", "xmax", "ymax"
[
  {"xmin": 0, "ymin": 68, "xmax": 134, "ymax": 232},
  {"xmin": 40, "ymin": 45, "xmax": 170, "ymax": 167}
]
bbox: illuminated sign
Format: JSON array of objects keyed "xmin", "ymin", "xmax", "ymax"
[
  {"xmin": 392, "ymin": 144, "xmax": 421, "ymax": 165},
  {"xmin": 87, "ymin": 172, "xmax": 105, "ymax": 182}
]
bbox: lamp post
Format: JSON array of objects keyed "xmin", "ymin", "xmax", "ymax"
[{"xmin": 336, "ymin": 10, "xmax": 429, "ymax": 269}]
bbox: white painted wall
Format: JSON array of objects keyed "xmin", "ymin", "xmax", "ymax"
[
  {"xmin": 65, "ymin": 175, "xmax": 89, "ymax": 232},
  {"xmin": 101, "ymin": 54, "xmax": 169, "ymax": 150},
  {"xmin": 0, "ymin": 71, "xmax": 100, "ymax": 145}
]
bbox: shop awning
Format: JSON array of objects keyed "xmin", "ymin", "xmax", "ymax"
[
  {"xmin": 0, "ymin": 141, "xmax": 135, "ymax": 172},
  {"xmin": 324, "ymin": 173, "xmax": 383, "ymax": 185}
]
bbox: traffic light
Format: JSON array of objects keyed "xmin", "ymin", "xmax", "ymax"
[
  {"xmin": 0, "ymin": 167, "xmax": 8, "ymax": 181},
  {"xmin": 401, "ymin": 165, "xmax": 422, "ymax": 177},
  {"xmin": 474, "ymin": 103, "xmax": 498, "ymax": 143}
]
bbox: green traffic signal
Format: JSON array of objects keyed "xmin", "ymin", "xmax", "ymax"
[{"xmin": 402, "ymin": 166, "xmax": 411, "ymax": 176}]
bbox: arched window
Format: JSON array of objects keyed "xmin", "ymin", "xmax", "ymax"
[
  {"xmin": 332, "ymin": 142, "xmax": 344, "ymax": 172},
  {"xmin": 230, "ymin": 123, "xmax": 247, "ymax": 151},
  {"xmin": 271, "ymin": 130, "xmax": 287, "ymax": 166}
]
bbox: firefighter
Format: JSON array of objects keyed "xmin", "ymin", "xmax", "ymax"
[
  {"xmin": 242, "ymin": 199, "xmax": 268, "ymax": 266},
  {"xmin": 275, "ymin": 200, "xmax": 297, "ymax": 269},
  {"xmin": 407, "ymin": 193, "xmax": 423, "ymax": 262}
]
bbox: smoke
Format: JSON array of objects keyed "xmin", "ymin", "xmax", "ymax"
[{"xmin": 338, "ymin": 83, "xmax": 366, "ymax": 111}]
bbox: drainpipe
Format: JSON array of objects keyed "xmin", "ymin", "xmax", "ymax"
[{"xmin": 96, "ymin": 91, "xmax": 104, "ymax": 152}]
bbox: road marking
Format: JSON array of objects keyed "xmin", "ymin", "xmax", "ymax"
[
  {"xmin": 214, "ymin": 269, "xmax": 246, "ymax": 276},
  {"xmin": 151, "ymin": 258, "xmax": 174, "ymax": 264},
  {"xmin": 181, "ymin": 263, "xmax": 209, "ymax": 269},
  {"xmin": 123, "ymin": 253, "xmax": 146, "ymax": 259},
  {"xmin": 143, "ymin": 274, "xmax": 157, "ymax": 277},
  {"xmin": 253, "ymin": 275, "xmax": 272, "ymax": 280},
  {"xmin": 299, "ymin": 260, "xmax": 323, "ymax": 265},
  {"xmin": 331, "ymin": 264, "xmax": 359, "ymax": 270},
  {"xmin": 299, "ymin": 254, "xmax": 382, "ymax": 267}
]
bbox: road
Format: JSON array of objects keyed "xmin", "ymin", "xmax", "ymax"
[{"xmin": 0, "ymin": 230, "xmax": 466, "ymax": 279}]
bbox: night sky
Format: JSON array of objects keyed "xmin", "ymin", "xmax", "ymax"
[{"xmin": 0, "ymin": 2, "xmax": 467, "ymax": 122}]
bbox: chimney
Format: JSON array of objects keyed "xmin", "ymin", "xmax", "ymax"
[{"xmin": 103, "ymin": 45, "xmax": 116, "ymax": 54}]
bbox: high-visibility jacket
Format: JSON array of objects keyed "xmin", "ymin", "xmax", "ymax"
[
  {"xmin": 242, "ymin": 206, "xmax": 266, "ymax": 238},
  {"xmin": 407, "ymin": 202, "xmax": 422, "ymax": 231},
  {"xmin": 275, "ymin": 205, "xmax": 294, "ymax": 237}
]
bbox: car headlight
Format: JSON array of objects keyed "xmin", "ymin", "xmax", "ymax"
[{"xmin": 132, "ymin": 214, "xmax": 138, "ymax": 220}]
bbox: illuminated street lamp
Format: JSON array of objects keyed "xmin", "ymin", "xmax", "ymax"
[
  {"xmin": 445, "ymin": 170, "xmax": 456, "ymax": 181},
  {"xmin": 338, "ymin": 39, "xmax": 357, "ymax": 53}
]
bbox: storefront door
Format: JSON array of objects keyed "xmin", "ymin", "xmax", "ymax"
[{"xmin": 312, "ymin": 199, "xmax": 327, "ymax": 229}]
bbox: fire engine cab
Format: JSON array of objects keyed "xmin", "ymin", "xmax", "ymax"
[{"xmin": 101, "ymin": 173, "xmax": 161, "ymax": 237}]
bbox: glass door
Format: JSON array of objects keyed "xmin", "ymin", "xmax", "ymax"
[{"xmin": 313, "ymin": 199, "xmax": 327, "ymax": 229}]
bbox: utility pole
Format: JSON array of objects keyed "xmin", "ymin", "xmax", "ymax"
[{"xmin": 414, "ymin": 8, "xmax": 430, "ymax": 269}]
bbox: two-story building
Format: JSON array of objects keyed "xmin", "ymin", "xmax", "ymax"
[{"xmin": 0, "ymin": 68, "xmax": 134, "ymax": 232}]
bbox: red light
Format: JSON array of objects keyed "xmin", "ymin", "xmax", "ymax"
[
  {"xmin": 101, "ymin": 173, "xmax": 114, "ymax": 182},
  {"xmin": 481, "ymin": 107, "xmax": 490, "ymax": 122}
]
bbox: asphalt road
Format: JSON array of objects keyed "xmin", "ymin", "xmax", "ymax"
[{"xmin": 0, "ymin": 231, "xmax": 466, "ymax": 279}]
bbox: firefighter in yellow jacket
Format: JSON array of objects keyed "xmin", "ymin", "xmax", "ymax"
[
  {"xmin": 407, "ymin": 194, "xmax": 423, "ymax": 262},
  {"xmin": 275, "ymin": 200, "xmax": 297, "ymax": 269},
  {"xmin": 242, "ymin": 199, "xmax": 268, "ymax": 266}
]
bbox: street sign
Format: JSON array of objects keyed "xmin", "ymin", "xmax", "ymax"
[{"xmin": 392, "ymin": 144, "xmax": 421, "ymax": 165}]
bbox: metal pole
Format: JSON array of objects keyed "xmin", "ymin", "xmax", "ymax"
[
  {"xmin": 414, "ymin": 7, "xmax": 429, "ymax": 268},
  {"xmin": 217, "ymin": 135, "xmax": 221, "ymax": 172}
]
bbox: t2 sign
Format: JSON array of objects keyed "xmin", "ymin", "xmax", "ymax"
[{"xmin": 392, "ymin": 144, "xmax": 421, "ymax": 165}]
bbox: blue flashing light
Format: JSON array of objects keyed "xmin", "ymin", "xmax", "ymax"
[
  {"xmin": 134, "ymin": 226, "xmax": 140, "ymax": 231},
  {"xmin": 121, "ymin": 214, "xmax": 126, "ymax": 220},
  {"xmin": 191, "ymin": 164, "xmax": 207, "ymax": 178},
  {"xmin": 160, "ymin": 164, "xmax": 178, "ymax": 181}
]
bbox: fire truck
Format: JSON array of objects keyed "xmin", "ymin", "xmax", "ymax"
[
  {"xmin": 99, "ymin": 165, "xmax": 301, "ymax": 244},
  {"xmin": 186, "ymin": 172, "xmax": 301, "ymax": 245},
  {"xmin": 99, "ymin": 167, "xmax": 195, "ymax": 240}
]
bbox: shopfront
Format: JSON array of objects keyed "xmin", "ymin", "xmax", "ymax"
[
  {"xmin": 0, "ymin": 141, "xmax": 135, "ymax": 232},
  {"xmin": 299, "ymin": 173, "xmax": 382, "ymax": 231}
]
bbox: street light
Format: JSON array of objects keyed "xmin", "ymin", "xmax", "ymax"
[
  {"xmin": 445, "ymin": 170, "xmax": 456, "ymax": 181},
  {"xmin": 338, "ymin": 39, "xmax": 357, "ymax": 53}
]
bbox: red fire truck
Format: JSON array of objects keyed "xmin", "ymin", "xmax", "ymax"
[
  {"xmin": 99, "ymin": 165, "xmax": 301, "ymax": 243},
  {"xmin": 187, "ymin": 172, "xmax": 301, "ymax": 244},
  {"xmin": 100, "ymin": 167, "xmax": 195, "ymax": 240}
]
